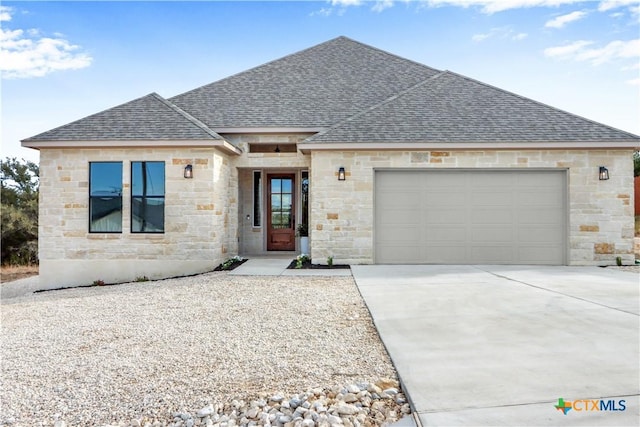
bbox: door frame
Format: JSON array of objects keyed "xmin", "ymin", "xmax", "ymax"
[{"xmin": 266, "ymin": 173, "xmax": 296, "ymax": 251}]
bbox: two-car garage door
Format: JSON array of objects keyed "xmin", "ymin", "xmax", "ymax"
[{"xmin": 375, "ymin": 170, "xmax": 567, "ymax": 265}]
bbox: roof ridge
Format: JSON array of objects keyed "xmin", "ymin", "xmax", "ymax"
[
  {"xmin": 334, "ymin": 36, "xmax": 442, "ymax": 75},
  {"xmin": 149, "ymin": 93, "xmax": 223, "ymax": 140},
  {"xmin": 169, "ymin": 36, "xmax": 441, "ymax": 102},
  {"xmin": 442, "ymin": 70, "xmax": 640, "ymax": 140},
  {"xmin": 169, "ymin": 38, "xmax": 344, "ymax": 102},
  {"xmin": 305, "ymin": 71, "xmax": 447, "ymax": 143}
]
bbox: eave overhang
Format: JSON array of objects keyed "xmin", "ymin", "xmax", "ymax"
[
  {"xmin": 21, "ymin": 139, "xmax": 243, "ymax": 156},
  {"xmin": 298, "ymin": 141, "xmax": 640, "ymax": 154}
]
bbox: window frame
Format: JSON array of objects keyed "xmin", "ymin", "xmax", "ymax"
[
  {"xmin": 88, "ymin": 161, "xmax": 123, "ymax": 233},
  {"xmin": 130, "ymin": 161, "xmax": 166, "ymax": 234},
  {"xmin": 253, "ymin": 170, "xmax": 262, "ymax": 228}
]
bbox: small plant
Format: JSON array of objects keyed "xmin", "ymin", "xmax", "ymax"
[
  {"xmin": 135, "ymin": 276, "xmax": 149, "ymax": 282},
  {"xmin": 220, "ymin": 255, "xmax": 244, "ymax": 270},
  {"xmin": 296, "ymin": 223, "xmax": 309, "ymax": 237},
  {"xmin": 327, "ymin": 256, "xmax": 333, "ymax": 267},
  {"xmin": 295, "ymin": 254, "xmax": 310, "ymax": 269},
  {"xmin": 616, "ymin": 256, "xmax": 622, "ymax": 266},
  {"xmin": 92, "ymin": 279, "xmax": 105, "ymax": 286}
]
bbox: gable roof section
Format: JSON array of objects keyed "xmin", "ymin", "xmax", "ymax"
[
  {"xmin": 24, "ymin": 93, "xmax": 224, "ymax": 142},
  {"xmin": 169, "ymin": 36, "xmax": 441, "ymax": 129},
  {"xmin": 304, "ymin": 71, "xmax": 640, "ymax": 145}
]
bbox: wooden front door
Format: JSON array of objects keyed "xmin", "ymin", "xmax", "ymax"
[{"xmin": 267, "ymin": 174, "xmax": 295, "ymax": 251}]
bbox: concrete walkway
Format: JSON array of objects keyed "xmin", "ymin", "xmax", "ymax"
[
  {"xmin": 351, "ymin": 265, "xmax": 640, "ymax": 427},
  {"xmin": 230, "ymin": 257, "xmax": 352, "ymax": 277},
  {"xmin": 1, "ymin": 276, "xmax": 40, "ymax": 300}
]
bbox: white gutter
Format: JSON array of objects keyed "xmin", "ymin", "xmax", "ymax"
[
  {"xmin": 298, "ymin": 141, "xmax": 640, "ymax": 154},
  {"xmin": 21, "ymin": 139, "xmax": 243, "ymax": 156}
]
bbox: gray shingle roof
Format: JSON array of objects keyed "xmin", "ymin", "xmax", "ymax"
[
  {"xmin": 169, "ymin": 36, "xmax": 441, "ymax": 128},
  {"xmin": 23, "ymin": 36, "xmax": 639, "ymax": 145},
  {"xmin": 24, "ymin": 93, "xmax": 223, "ymax": 142},
  {"xmin": 305, "ymin": 71, "xmax": 640, "ymax": 143}
]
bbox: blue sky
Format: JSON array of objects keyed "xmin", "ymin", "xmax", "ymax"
[{"xmin": 1, "ymin": 0, "xmax": 639, "ymax": 162}]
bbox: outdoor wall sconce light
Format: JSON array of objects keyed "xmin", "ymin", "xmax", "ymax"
[
  {"xmin": 184, "ymin": 164, "xmax": 193, "ymax": 179},
  {"xmin": 338, "ymin": 167, "xmax": 346, "ymax": 181},
  {"xmin": 599, "ymin": 166, "xmax": 609, "ymax": 181}
]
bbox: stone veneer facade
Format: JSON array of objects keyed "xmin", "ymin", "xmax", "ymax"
[
  {"xmin": 37, "ymin": 143, "xmax": 635, "ymax": 288},
  {"xmin": 309, "ymin": 149, "xmax": 635, "ymax": 266},
  {"xmin": 38, "ymin": 147, "xmax": 237, "ymax": 288}
]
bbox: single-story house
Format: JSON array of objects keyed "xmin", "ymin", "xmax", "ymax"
[{"xmin": 23, "ymin": 36, "xmax": 640, "ymax": 289}]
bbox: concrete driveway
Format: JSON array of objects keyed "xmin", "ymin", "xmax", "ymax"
[{"xmin": 351, "ymin": 265, "xmax": 639, "ymax": 426}]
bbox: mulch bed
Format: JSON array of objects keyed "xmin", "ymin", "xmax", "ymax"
[
  {"xmin": 286, "ymin": 259, "xmax": 350, "ymax": 270},
  {"xmin": 214, "ymin": 258, "xmax": 248, "ymax": 271}
]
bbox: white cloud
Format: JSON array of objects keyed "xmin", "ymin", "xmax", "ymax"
[
  {"xmin": 544, "ymin": 39, "xmax": 640, "ymax": 65},
  {"xmin": 544, "ymin": 40, "xmax": 594, "ymax": 57},
  {"xmin": 545, "ymin": 10, "xmax": 587, "ymax": 28},
  {"xmin": 472, "ymin": 26, "xmax": 528, "ymax": 42},
  {"xmin": 626, "ymin": 77, "xmax": 640, "ymax": 86},
  {"xmin": 310, "ymin": 7, "xmax": 334, "ymax": 16},
  {"xmin": 372, "ymin": 0, "xmax": 395, "ymax": 12},
  {"xmin": 0, "ymin": 6, "xmax": 12, "ymax": 21},
  {"xmin": 598, "ymin": 0, "xmax": 639, "ymax": 12},
  {"xmin": 330, "ymin": 0, "xmax": 363, "ymax": 6},
  {"xmin": 0, "ymin": 8, "xmax": 92, "ymax": 79},
  {"xmin": 317, "ymin": 0, "xmax": 640, "ymax": 15},
  {"xmin": 424, "ymin": 0, "xmax": 585, "ymax": 14}
]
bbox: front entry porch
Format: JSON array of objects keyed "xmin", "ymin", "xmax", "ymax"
[{"xmin": 237, "ymin": 168, "xmax": 309, "ymax": 256}]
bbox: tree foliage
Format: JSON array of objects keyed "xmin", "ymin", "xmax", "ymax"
[
  {"xmin": 1, "ymin": 158, "xmax": 39, "ymax": 265},
  {"xmin": 634, "ymin": 151, "xmax": 640, "ymax": 177}
]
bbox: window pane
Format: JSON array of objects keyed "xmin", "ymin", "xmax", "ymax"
[
  {"xmin": 131, "ymin": 162, "xmax": 165, "ymax": 233},
  {"xmin": 282, "ymin": 194, "xmax": 292, "ymax": 210},
  {"xmin": 89, "ymin": 162, "xmax": 122, "ymax": 232},
  {"xmin": 253, "ymin": 171, "xmax": 261, "ymax": 227},
  {"xmin": 282, "ymin": 178, "xmax": 292, "ymax": 193},
  {"xmin": 90, "ymin": 197, "xmax": 122, "ymax": 232},
  {"xmin": 301, "ymin": 171, "xmax": 309, "ymax": 229},
  {"xmin": 90, "ymin": 162, "xmax": 122, "ymax": 197},
  {"xmin": 271, "ymin": 178, "xmax": 281, "ymax": 193},
  {"xmin": 132, "ymin": 198, "xmax": 165, "ymax": 232},
  {"xmin": 132, "ymin": 162, "xmax": 165, "ymax": 196}
]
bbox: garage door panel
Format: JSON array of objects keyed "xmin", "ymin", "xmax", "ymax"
[
  {"xmin": 471, "ymin": 228, "xmax": 513, "ymax": 242},
  {"xmin": 519, "ymin": 209, "xmax": 563, "ymax": 224},
  {"xmin": 426, "ymin": 173, "xmax": 467, "ymax": 187},
  {"xmin": 518, "ymin": 246, "xmax": 564, "ymax": 263},
  {"xmin": 518, "ymin": 227, "xmax": 562, "ymax": 243},
  {"xmin": 423, "ymin": 191, "xmax": 464, "ymax": 206},
  {"xmin": 472, "ymin": 209, "xmax": 513, "ymax": 224},
  {"xmin": 377, "ymin": 245, "xmax": 424, "ymax": 263},
  {"xmin": 517, "ymin": 172, "xmax": 560, "ymax": 186},
  {"xmin": 425, "ymin": 210, "xmax": 466, "ymax": 224},
  {"xmin": 378, "ymin": 191, "xmax": 420, "ymax": 206},
  {"xmin": 471, "ymin": 192, "xmax": 513, "ymax": 206},
  {"xmin": 428, "ymin": 227, "xmax": 466, "ymax": 242},
  {"xmin": 375, "ymin": 170, "xmax": 566, "ymax": 265},
  {"xmin": 425, "ymin": 245, "xmax": 467, "ymax": 263},
  {"xmin": 471, "ymin": 173, "xmax": 514, "ymax": 188},
  {"xmin": 470, "ymin": 246, "xmax": 515, "ymax": 263},
  {"xmin": 518, "ymin": 190, "xmax": 564, "ymax": 206}
]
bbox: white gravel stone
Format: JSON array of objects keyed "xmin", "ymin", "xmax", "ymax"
[{"xmin": 0, "ymin": 273, "xmax": 404, "ymax": 426}]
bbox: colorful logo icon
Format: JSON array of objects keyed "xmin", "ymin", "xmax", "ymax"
[
  {"xmin": 554, "ymin": 397, "xmax": 626, "ymax": 415},
  {"xmin": 555, "ymin": 398, "xmax": 572, "ymax": 415}
]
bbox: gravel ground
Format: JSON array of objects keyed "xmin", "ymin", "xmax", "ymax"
[{"xmin": 0, "ymin": 273, "xmax": 400, "ymax": 427}]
